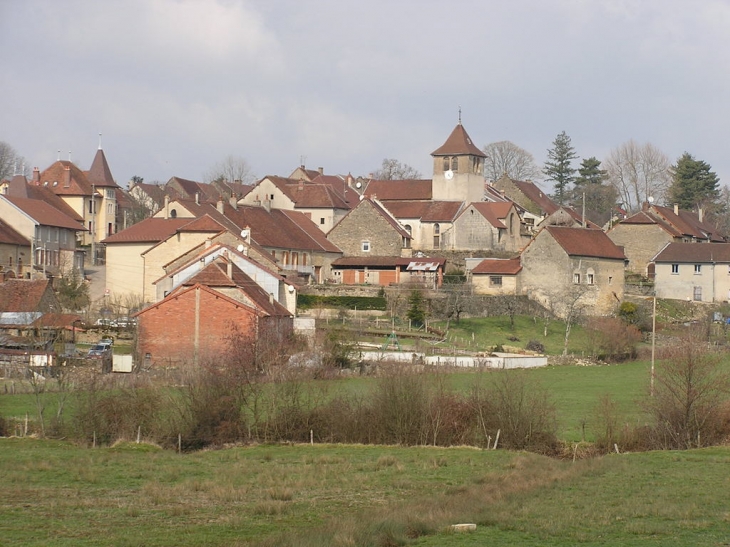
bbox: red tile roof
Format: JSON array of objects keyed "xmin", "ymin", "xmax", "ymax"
[
  {"xmin": 101, "ymin": 217, "xmax": 192, "ymax": 243},
  {"xmin": 512, "ymin": 179, "xmax": 559, "ymax": 215},
  {"xmin": 37, "ymin": 161, "xmax": 94, "ymax": 196},
  {"xmin": 431, "ymin": 123, "xmax": 486, "ymax": 157},
  {"xmin": 544, "ymin": 226, "xmax": 626, "ymax": 260},
  {"xmin": 0, "ymin": 217, "xmax": 30, "ymax": 245},
  {"xmin": 0, "ymin": 279, "xmax": 55, "ymax": 312},
  {"xmin": 1, "ymin": 195, "xmax": 85, "ymax": 231},
  {"xmin": 263, "ymin": 176, "xmax": 352, "ymax": 209},
  {"xmin": 466, "ymin": 202, "xmax": 508, "ymax": 229},
  {"xmin": 363, "ymin": 179, "xmax": 433, "ymax": 201},
  {"xmin": 653, "ymin": 242, "xmax": 730, "ymax": 263},
  {"xmin": 472, "ymin": 257, "xmax": 522, "ymax": 275}
]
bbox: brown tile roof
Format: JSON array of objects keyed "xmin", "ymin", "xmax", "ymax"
[
  {"xmin": 330, "ymin": 198, "xmax": 411, "ymax": 239},
  {"xmin": 544, "ymin": 226, "xmax": 626, "ymax": 260},
  {"xmin": 466, "ymin": 202, "xmax": 508, "ymax": 229},
  {"xmin": 472, "ymin": 257, "xmax": 522, "ymax": 275},
  {"xmin": 263, "ymin": 176, "xmax": 352, "ymax": 210},
  {"xmin": 650, "ymin": 204, "xmax": 723, "ymax": 241},
  {"xmin": 176, "ymin": 214, "xmax": 228, "ymax": 233},
  {"xmin": 31, "ymin": 313, "xmax": 83, "ymax": 329},
  {"xmin": 22, "ymin": 184, "xmax": 84, "ymax": 222},
  {"xmin": 132, "ymin": 182, "xmax": 167, "ymax": 207},
  {"xmin": 381, "ymin": 200, "xmax": 463, "ymax": 222},
  {"xmin": 512, "ymin": 179, "xmax": 559, "ymax": 215},
  {"xmin": 0, "ymin": 217, "xmax": 29, "ymax": 245},
  {"xmin": 85, "ymin": 149, "xmax": 117, "ymax": 188},
  {"xmin": 1, "ymin": 195, "xmax": 85, "ymax": 231},
  {"xmin": 101, "ymin": 217, "xmax": 192, "ymax": 243},
  {"xmin": 653, "ymin": 242, "xmax": 730, "ymax": 263},
  {"xmin": 363, "ymin": 179, "xmax": 432, "ymax": 201},
  {"xmin": 310, "ymin": 174, "xmax": 359, "ymax": 205},
  {"xmin": 37, "ymin": 161, "xmax": 94, "ymax": 196},
  {"xmin": 431, "ymin": 123, "xmax": 486, "ymax": 157},
  {"xmin": 0, "ymin": 279, "xmax": 54, "ymax": 312}
]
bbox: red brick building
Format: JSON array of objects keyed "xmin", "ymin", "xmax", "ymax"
[{"xmin": 135, "ymin": 256, "xmax": 292, "ymax": 367}]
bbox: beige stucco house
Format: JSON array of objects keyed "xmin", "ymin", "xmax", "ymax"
[{"xmin": 653, "ymin": 242, "xmax": 730, "ymax": 303}]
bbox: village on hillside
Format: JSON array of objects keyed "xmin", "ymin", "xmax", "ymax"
[{"xmin": 0, "ymin": 122, "xmax": 727, "ymax": 371}]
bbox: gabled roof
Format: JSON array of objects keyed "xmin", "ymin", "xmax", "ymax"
[
  {"xmin": 180, "ymin": 257, "xmax": 290, "ymax": 317},
  {"xmin": 330, "ymin": 197, "xmax": 411, "ymax": 239},
  {"xmin": 613, "ymin": 205, "xmax": 723, "ymax": 242},
  {"xmin": 653, "ymin": 242, "xmax": 730, "ymax": 263},
  {"xmin": 167, "ymin": 177, "xmax": 222, "ymax": 202},
  {"xmin": 101, "ymin": 217, "xmax": 192, "ymax": 244},
  {"xmin": 380, "ymin": 200, "xmax": 463, "ymax": 222},
  {"xmin": 0, "ymin": 217, "xmax": 29, "ymax": 245},
  {"xmin": 131, "ymin": 181, "xmax": 167, "ymax": 207},
  {"xmin": 0, "ymin": 279, "xmax": 55, "ymax": 312},
  {"xmin": 85, "ymin": 148, "xmax": 117, "ymax": 188},
  {"xmin": 472, "ymin": 257, "xmax": 522, "ymax": 275},
  {"xmin": 462, "ymin": 202, "xmax": 508, "ymax": 229},
  {"xmin": 363, "ymin": 179, "xmax": 432, "ymax": 201},
  {"xmin": 176, "ymin": 214, "xmax": 228, "ymax": 233},
  {"xmin": 431, "ymin": 123, "xmax": 486, "ymax": 157},
  {"xmin": 263, "ymin": 176, "xmax": 351, "ymax": 210},
  {"xmin": 543, "ymin": 226, "xmax": 626, "ymax": 260},
  {"xmin": 512, "ymin": 179, "xmax": 559, "ymax": 215},
  {"xmin": 1, "ymin": 195, "xmax": 85, "ymax": 231}
]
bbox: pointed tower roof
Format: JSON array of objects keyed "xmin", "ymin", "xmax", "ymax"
[
  {"xmin": 86, "ymin": 148, "xmax": 117, "ymax": 187},
  {"xmin": 431, "ymin": 123, "xmax": 486, "ymax": 158}
]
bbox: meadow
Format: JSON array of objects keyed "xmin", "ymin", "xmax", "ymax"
[{"xmin": 1, "ymin": 438, "xmax": 729, "ymax": 546}]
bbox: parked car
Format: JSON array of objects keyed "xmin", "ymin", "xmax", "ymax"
[{"xmin": 87, "ymin": 344, "xmax": 109, "ymax": 358}]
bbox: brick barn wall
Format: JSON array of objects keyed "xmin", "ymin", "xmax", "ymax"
[{"xmin": 137, "ymin": 286, "xmax": 259, "ymax": 367}]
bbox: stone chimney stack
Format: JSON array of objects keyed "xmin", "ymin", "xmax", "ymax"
[
  {"xmin": 217, "ymin": 200, "xmax": 225, "ymax": 214},
  {"xmin": 32, "ymin": 167, "xmax": 40, "ymax": 184},
  {"xmin": 674, "ymin": 203, "xmax": 679, "ymax": 215},
  {"xmin": 164, "ymin": 195, "xmax": 170, "ymax": 219},
  {"xmin": 318, "ymin": 167, "xmax": 324, "ymax": 175},
  {"xmin": 195, "ymin": 192, "xmax": 200, "ymax": 205},
  {"xmin": 699, "ymin": 207, "xmax": 704, "ymax": 223},
  {"xmin": 64, "ymin": 165, "xmax": 71, "ymax": 187}
]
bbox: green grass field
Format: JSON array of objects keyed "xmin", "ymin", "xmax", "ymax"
[{"xmin": 1, "ymin": 438, "xmax": 729, "ymax": 546}]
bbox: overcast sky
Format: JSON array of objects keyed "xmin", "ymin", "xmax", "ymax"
[{"xmin": 2, "ymin": 0, "xmax": 729, "ymax": 191}]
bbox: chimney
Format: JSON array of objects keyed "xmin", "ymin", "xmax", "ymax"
[
  {"xmin": 318, "ymin": 167, "xmax": 324, "ymax": 175},
  {"xmin": 229, "ymin": 195, "xmax": 238, "ymax": 210},
  {"xmin": 64, "ymin": 165, "xmax": 71, "ymax": 188},
  {"xmin": 195, "ymin": 191, "xmax": 200, "ymax": 205},
  {"xmin": 227, "ymin": 258, "xmax": 233, "ymax": 280},
  {"xmin": 298, "ymin": 179, "xmax": 304, "ymax": 191},
  {"xmin": 642, "ymin": 201, "xmax": 649, "ymax": 211},
  {"xmin": 243, "ymin": 226, "xmax": 251, "ymax": 244},
  {"xmin": 216, "ymin": 199, "xmax": 224, "ymax": 214},
  {"xmin": 164, "ymin": 195, "xmax": 170, "ymax": 219},
  {"xmin": 32, "ymin": 167, "xmax": 40, "ymax": 184},
  {"xmin": 263, "ymin": 198, "xmax": 271, "ymax": 213},
  {"xmin": 205, "ymin": 238, "xmax": 212, "ymax": 248},
  {"xmin": 699, "ymin": 207, "xmax": 704, "ymax": 223},
  {"xmin": 269, "ymin": 293, "xmax": 274, "ymax": 305},
  {"xmin": 674, "ymin": 203, "xmax": 679, "ymax": 215}
]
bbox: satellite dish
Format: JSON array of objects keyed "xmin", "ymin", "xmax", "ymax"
[
  {"xmin": 237, "ymin": 244, "xmax": 244, "ymax": 253},
  {"xmin": 355, "ymin": 181, "xmax": 362, "ymax": 189},
  {"xmin": 240, "ymin": 228, "xmax": 249, "ymax": 239},
  {"xmin": 648, "ymin": 196, "xmax": 655, "ymax": 203},
  {"xmin": 287, "ymin": 285, "xmax": 295, "ymax": 293}
]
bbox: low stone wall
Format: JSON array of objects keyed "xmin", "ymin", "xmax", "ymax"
[{"xmin": 357, "ymin": 350, "xmax": 547, "ymax": 369}]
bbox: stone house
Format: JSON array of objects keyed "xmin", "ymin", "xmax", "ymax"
[
  {"xmin": 469, "ymin": 257, "xmax": 522, "ymax": 295},
  {"xmin": 327, "ymin": 197, "xmax": 411, "ymax": 257},
  {"xmin": 520, "ymin": 226, "xmax": 626, "ymax": 317},
  {"xmin": 378, "ymin": 200, "xmax": 464, "ymax": 251},
  {"xmin": 652, "ymin": 242, "xmax": 730, "ymax": 303},
  {"xmin": 135, "ymin": 255, "xmax": 293, "ymax": 368},
  {"xmin": 447, "ymin": 201, "xmax": 523, "ymax": 252},
  {"xmin": 608, "ymin": 202, "xmax": 724, "ymax": 277}
]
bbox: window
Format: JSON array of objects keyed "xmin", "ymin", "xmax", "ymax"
[
  {"xmin": 587, "ymin": 273, "xmax": 594, "ymax": 285},
  {"xmin": 694, "ymin": 286, "xmax": 702, "ymax": 301},
  {"xmin": 88, "ymin": 200, "xmax": 93, "ymax": 214},
  {"xmin": 672, "ymin": 264, "xmax": 679, "ymax": 274},
  {"xmin": 694, "ymin": 264, "xmax": 702, "ymax": 274},
  {"xmin": 361, "ymin": 241, "xmax": 371, "ymax": 252},
  {"xmin": 433, "ymin": 223, "xmax": 440, "ymax": 249},
  {"xmin": 270, "ymin": 194, "xmax": 274, "ymax": 200},
  {"xmin": 490, "ymin": 276, "xmax": 503, "ymax": 286},
  {"xmin": 608, "ymin": 276, "xmax": 613, "ymax": 285},
  {"xmin": 320, "ymin": 218, "xmax": 325, "ymax": 225},
  {"xmin": 443, "ymin": 157, "xmax": 449, "ymax": 171},
  {"xmin": 106, "ymin": 189, "xmax": 114, "ymax": 199},
  {"xmin": 573, "ymin": 273, "xmax": 581, "ymax": 284},
  {"xmin": 451, "ymin": 157, "xmax": 458, "ymax": 172}
]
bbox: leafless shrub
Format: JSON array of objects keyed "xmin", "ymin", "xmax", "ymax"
[
  {"xmin": 646, "ymin": 330, "xmax": 730, "ymax": 449},
  {"xmin": 584, "ymin": 317, "xmax": 642, "ymax": 361}
]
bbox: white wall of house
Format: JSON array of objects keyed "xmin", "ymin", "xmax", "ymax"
[{"xmin": 655, "ymin": 262, "xmax": 730, "ymax": 303}]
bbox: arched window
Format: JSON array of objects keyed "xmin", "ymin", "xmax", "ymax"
[
  {"xmin": 433, "ymin": 223, "xmax": 440, "ymax": 249},
  {"xmin": 443, "ymin": 157, "xmax": 450, "ymax": 171},
  {"xmin": 451, "ymin": 157, "xmax": 458, "ymax": 172}
]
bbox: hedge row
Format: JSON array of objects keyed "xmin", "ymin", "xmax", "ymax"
[{"xmin": 297, "ymin": 294, "xmax": 387, "ymax": 311}]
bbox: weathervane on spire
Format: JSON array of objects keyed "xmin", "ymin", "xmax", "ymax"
[
  {"xmin": 98, "ymin": 132, "xmax": 103, "ymax": 150},
  {"xmin": 458, "ymin": 106, "xmax": 462, "ymax": 124}
]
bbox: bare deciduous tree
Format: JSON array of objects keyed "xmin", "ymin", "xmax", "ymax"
[
  {"xmin": 372, "ymin": 158, "xmax": 422, "ymax": 180},
  {"xmin": 604, "ymin": 140, "xmax": 671, "ymax": 213},
  {"xmin": 204, "ymin": 155, "xmax": 256, "ymax": 185},
  {"xmin": 482, "ymin": 141, "xmax": 542, "ymax": 182},
  {"xmin": 0, "ymin": 141, "xmax": 26, "ymax": 180}
]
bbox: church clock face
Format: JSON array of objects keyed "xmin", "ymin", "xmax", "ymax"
[{"xmin": 444, "ymin": 169, "xmax": 454, "ymax": 180}]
